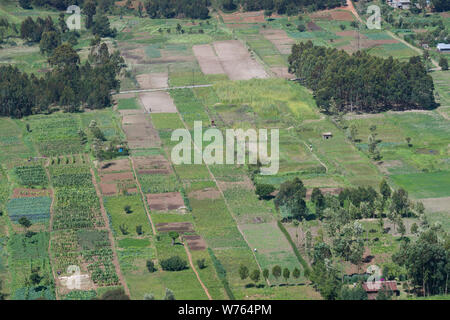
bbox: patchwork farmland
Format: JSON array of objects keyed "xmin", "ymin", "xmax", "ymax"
[{"xmin": 0, "ymin": 0, "xmax": 448, "ymax": 304}]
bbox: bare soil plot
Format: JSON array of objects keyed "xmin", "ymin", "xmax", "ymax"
[
  {"xmin": 213, "ymin": 40, "xmax": 268, "ymax": 80},
  {"xmin": 335, "ymin": 31, "xmax": 368, "ymax": 38},
  {"xmin": 330, "ymin": 10, "xmax": 355, "ymax": 21},
  {"xmin": 220, "ymin": 10, "xmax": 266, "ymax": 23},
  {"xmin": 192, "ymin": 44, "xmax": 226, "ymax": 75},
  {"xmin": 133, "ymin": 155, "xmax": 172, "ymax": 174},
  {"xmin": 100, "ymin": 172, "xmax": 135, "ymax": 183},
  {"xmin": 156, "ymin": 222, "xmax": 194, "ymax": 233},
  {"xmin": 139, "ymin": 91, "xmax": 177, "ymax": 113},
  {"xmin": 100, "ymin": 183, "xmax": 118, "ymax": 196},
  {"xmin": 12, "ymin": 188, "xmax": 52, "ymax": 198},
  {"xmin": 136, "ymin": 72, "xmax": 168, "ymax": 89},
  {"xmin": 421, "ymin": 197, "xmax": 450, "ymax": 213},
  {"xmin": 260, "ymin": 28, "xmax": 295, "ymax": 55},
  {"xmin": 99, "ymin": 159, "xmax": 131, "ymax": 173},
  {"xmin": 146, "ymin": 192, "xmax": 185, "ymax": 211},
  {"xmin": 121, "ymin": 111, "xmax": 161, "ymax": 149},
  {"xmin": 305, "ymin": 188, "xmax": 343, "ymax": 201},
  {"xmin": 188, "ymin": 188, "xmax": 222, "ymax": 200},
  {"xmin": 183, "ymin": 235, "xmax": 207, "ymax": 251}
]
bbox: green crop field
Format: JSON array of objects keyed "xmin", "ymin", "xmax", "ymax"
[{"xmin": 0, "ymin": 2, "xmax": 448, "ymax": 302}]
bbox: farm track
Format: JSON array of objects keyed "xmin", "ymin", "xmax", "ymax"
[
  {"xmin": 43, "ymin": 163, "xmax": 60, "ymax": 300},
  {"xmin": 90, "ymin": 167, "xmax": 131, "ymax": 298},
  {"xmin": 129, "ymin": 157, "xmax": 157, "ymax": 235},
  {"xmin": 172, "ymin": 101, "xmax": 271, "ymax": 287},
  {"xmin": 116, "ymin": 84, "xmax": 213, "ymax": 95},
  {"xmin": 184, "ymin": 243, "xmax": 213, "ymax": 300}
]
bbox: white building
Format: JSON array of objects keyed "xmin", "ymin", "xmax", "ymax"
[
  {"xmin": 387, "ymin": 0, "xmax": 411, "ymax": 9},
  {"xmin": 437, "ymin": 43, "xmax": 450, "ymax": 52}
]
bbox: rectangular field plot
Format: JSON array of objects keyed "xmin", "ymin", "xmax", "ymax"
[
  {"xmin": 212, "ymin": 40, "xmax": 268, "ymax": 80},
  {"xmin": 14, "ymin": 165, "xmax": 48, "ymax": 187},
  {"xmin": 121, "ymin": 110, "xmax": 161, "ymax": 149},
  {"xmin": 189, "ymin": 198, "xmax": 247, "ymax": 249},
  {"xmin": 146, "ymin": 192, "xmax": 185, "ymax": 212},
  {"xmin": 7, "ymin": 196, "xmax": 51, "ymax": 223},
  {"xmin": 0, "ymin": 118, "xmax": 35, "ymax": 162},
  {"xmin": 139, "ymin": 91, "xmax": 177, "ymax": 113},
  {"xmin": 104, "ymin": 195, "xmax": 152, "ymax": 236},
  {"xmin": 192, "ymin": 44, "xmax": 226, "ymax": 75},
  {"xmin": 240, "ymin": 222, "xmax": 304, "ymax": 284},
  {"xmin": 28, "ymin": 114, "xmax": 83, "ymax": 156},
  {"xmin": 136, "ymin": 72, "xmax": 168, "ymax": 89},
  {"xmin": 390, "ymin": 171, "xmax": 450, "ymax": 199}
]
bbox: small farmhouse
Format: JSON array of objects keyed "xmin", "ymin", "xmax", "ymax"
[
  {"xmin": 387, "ymin": 0, "xmax": 411, "ymax": 9},
  {"xmin": 322, "ymin": 132, "xmax": 333, "ymax": 140},
  {"xmin": 362, "ymin": 281, "xmax": 400, "ymax": 300},
  {"xmin": 437, "ymin": 43, "xmax": 450, "ymax": 53}
]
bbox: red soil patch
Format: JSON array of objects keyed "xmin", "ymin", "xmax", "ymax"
[
  {"xmin": 100, "ymin": 183, "xmax": 117, "ymax": 196},
  {"xmin": 99, "ymin": 159, "xmax": 131, "ymax": 173},
  {"xmin": 220, "ymin": 10, "xmax": 266, "ymax": 23},
  {"xmin": 100, "ymin": 172, "xmax": 135, "ymax": 183},
  {"xmin": 335, "ymin": 30, "xmax": 367, "ymax": 38},
  {"xmin": 156, "ymin": 222, "xmax": 194, "ymax": 233},
  {"xmin": 139, "ymin": 91, "xmax": 177, "ymax": 113},
  {"xmin": 330, "ymin": 10, "xmax": 355, "ymax": 21},
  {"xmin": 12, "ymin": 188, "xmax": 52, "ymax": 198},
  {"xmin": 260, "ymin": 28, "xmax": 295, "ymax": 55},
  {"xmin": 183, "ymin": 235, "xmax": 207, "ymax": 251},
  {"xmin": 146, "ymin": 192, "xmax": 185, "ymax": 212}
]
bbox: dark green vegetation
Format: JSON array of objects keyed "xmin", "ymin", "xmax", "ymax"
[{"xmin": 289, "ymin": 42, "xmax": 436, "ymax": 113}]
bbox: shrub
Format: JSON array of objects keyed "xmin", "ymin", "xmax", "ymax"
[
  {"xmin": 146, "ymin": 260, "xmax": 156, "ymax": 273},
  {"xmin": 196, "ymin": 258, "xmax": 206, "ymax": 270},
  {"xmin": 160, "ymin": 256, "xmax": 188, "ymax": 271},
  {"xmin": 255, "ymin": 184, "xmax": 275, "ymax": 199}
]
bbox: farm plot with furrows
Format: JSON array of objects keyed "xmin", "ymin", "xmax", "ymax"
[
  {"xmin": 49, "ymin": 165, "xmax": 93, "ymax": 187},
  {"xmin": 27, "ymin": 114, "xmax": 83, "ymax": 156},
  {"xmin": 7, "ymin": 196, "xmax": 51, "ymax": 223},
  {"xmin": 170, "ymin": 89, "xmax": 210, "ymax": 129},
  {"xmin": 137, "ymin": 173, "xmax": 180, "ymax": 194},
  {"xmin": 14, "ymin": 165, "xmax": 48, "ymax": 187}
]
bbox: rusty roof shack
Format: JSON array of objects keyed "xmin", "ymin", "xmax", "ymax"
[{"xmin": 362, "ymin": 281, "xmax": 400, "ymax": 300}]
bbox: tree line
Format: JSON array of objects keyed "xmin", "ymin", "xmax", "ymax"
[
  {"xmin": 224, "ymin": 0, "xmax": 345, "ymax": 15},
  {"xmin": 144, "ymin": 0, "xmax": 210, "ymax": 19},
  {"xmin": 0, "ymin": 41, "xmax": 125, "ymax": 118},
  {"xmin": 288, "ymin": 41, "xmax": 436, "ymax": 114}
]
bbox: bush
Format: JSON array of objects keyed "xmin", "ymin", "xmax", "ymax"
[
  {"xmin": 160, "ymin": 256, "xmax": 188, "ymax": 271},
  {"xmin": 196, "ymin": 258, "xmax": 206, "ymax": 270},
  {"xmin": 146, "ymin": 260, "xmax": 156, "ymax": 273},
  {"xmin": 255, "ymin": 184, "xmax": 275, "ymax": 199}
]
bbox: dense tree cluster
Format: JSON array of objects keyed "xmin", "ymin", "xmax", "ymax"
[
  {"xmin": 144, "ymin": 0, "xmax": 210, "ymax": 19},
  {"xmin": 234, "ymin": 0, "xmax": 345, "ymax": 15},
  {"xmin": 0, "ymin": 42, "xmax": 125, "ymax": 118},
  {"xmin": 288, "ymin": 41, "xmax": 436, "ymax": 114},
  {"xmin": 393, "ymin": 229, "xmax": 449, "ymax": 296}
]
